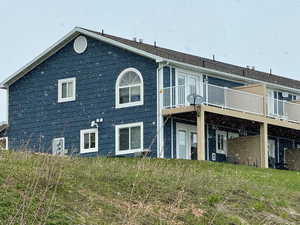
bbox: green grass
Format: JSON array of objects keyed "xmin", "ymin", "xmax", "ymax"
[{"xmin": 0, "ymin": 151, "xmax": 300, "ymax": 225}]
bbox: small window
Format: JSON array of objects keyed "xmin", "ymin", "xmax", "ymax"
[
  {"xmin": 80, "ymin": 128, "xmax": 98, "ymax": 153},
  {"xmin": 115, "ymin": 122, "xmax": 144, "ymax": 155},
  {"xmin": 216, "ymin": 130, "xmax": 227, "ymax": 155},
  {"xmin": 116, "ymin": 68, "xmax": 144, "ymax": 108},
  {"xmin": 58, "ymin": 78, "xmax": 76, "ymax": 103},
  {"xmin": 0, "ymin": 137, "xmax": 8, "ymax": 150}
]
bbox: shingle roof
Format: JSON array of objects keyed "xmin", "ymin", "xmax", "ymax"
[{"xmin": 84, "ymin": 28, "xmax": 300, "ymax": 90}]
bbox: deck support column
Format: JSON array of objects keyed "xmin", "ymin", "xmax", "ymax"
[
  {"xmin": 260, "ymin": 122, "xmax": 269, "ymax": 168},
  {"xmin": 197, "ymin": 106, "xmax": 205, "ymax": 161}
]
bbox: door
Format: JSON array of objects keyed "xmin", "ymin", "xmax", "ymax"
[
  {"xmin": 176, "ymin": 71, "xmax": 203, "ymax": 107},
  {"xmin": 268, "ymin": 139, "xmax": 276, "ymax": 168},
  {"xmin": 176, "ymin": 123, "xmax": 197, "ymax": 160}
]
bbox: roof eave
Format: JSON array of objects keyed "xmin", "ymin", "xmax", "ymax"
[
  {"xmin": 0, "ymin": 27, "xmax": 163, "ymax": 88},
  {"xmin": 1, "ymin": 28, "xmax": 81, "ymax": 88}
]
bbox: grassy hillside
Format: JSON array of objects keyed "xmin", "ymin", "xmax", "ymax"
[{"xmin": 0, "ymin": 151, "xmax": 300, "ymax": 225}]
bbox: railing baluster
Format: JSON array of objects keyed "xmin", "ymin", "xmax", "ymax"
[{"xmin": 162, "ymin": 84, "xmax": 300, "ymax": 123}]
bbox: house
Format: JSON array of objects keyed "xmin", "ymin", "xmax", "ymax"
[{"xmin": 1, "ymin": 27, "xmax": 300, "ymax": 169}]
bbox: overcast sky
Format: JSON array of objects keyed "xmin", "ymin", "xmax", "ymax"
[{"xmin": 1, "ymin": 0, "xmax": 300, "ymax": 122}]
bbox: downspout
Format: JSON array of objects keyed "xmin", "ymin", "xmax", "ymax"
[{"xmin": 156, "ymin": 61, "xmax": 169, "ymax": 158}]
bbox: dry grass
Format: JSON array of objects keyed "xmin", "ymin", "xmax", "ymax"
[{"xmin": 0, "ymin": 150, "xmax": 300, "ymax": 225}]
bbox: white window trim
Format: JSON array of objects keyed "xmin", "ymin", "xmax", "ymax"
[
  {"xmin": 58, "ymin": 77, "xmax": 76, "ymax": 103},
  {"xmin": 115, "ymin": 122, "xmax": 144, "ymax": 155},
  {"xmin": 0, "ymin": 137, "xmax": 8, "ymax": 150},
  {"xmin": 80, "ymin": 128, "xmax": 98, "ymax": 154},
  {"xmin": 216, "ymin": 130, "xmax": 227, "ymax": 155},
  {"xmin": 115, "ymin": 68, "xmax": 144, "ymax": 109}
]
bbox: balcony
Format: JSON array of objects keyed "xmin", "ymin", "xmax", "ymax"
[
  {"xmin": 267, "ymin": 98, "xmax": 300, "ymax": 123},
  {"xmin": 162, "ymin": 83, "xmax": 300, "ymax": 124}
]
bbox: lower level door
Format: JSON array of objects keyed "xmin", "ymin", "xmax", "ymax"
[
  {"xmin": 268, "ymin": 139, "xmax": 276, "ymax": 168},
  {"xmin": 176, "ymin": 123, "xmax": 197, "ymax": 160}
]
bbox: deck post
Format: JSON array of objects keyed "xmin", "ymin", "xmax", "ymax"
[
  {"xmin": 260, "ymin": 122, "xmax": 269, "ymax": 168},
  {"xmin": 197, "ymin": 106, "xmax": 206, "ymax": 161}
]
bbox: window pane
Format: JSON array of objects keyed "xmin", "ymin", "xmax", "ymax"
[
  {"xmin": 189, "ymin": 77, "xmax": 196, "ymax": 95},
  {"xmin": 178, "ymin": 130, "xmax": 187, "ymax": 159},
  {"xmin": 130, "ymin": 86, "xmax": 141, "ymax": 102},
  {"xmin": 119, "ymin": 71, "xmax": 141, "ymax": 86},
  {"xmin": 84, "ymin": 133, "xmax": 89, "ymax": 149},
  {"xmin": 90, "ymin": 132, "xmax": 96, "ymax": 148},
  {"xmin": 67, "ymin": 81, "xmax": 73, "ymax": 98},
  {"xmin": 62, "ymin": 83, "xmax": 68, "ymax": 98},
  {"xmin": 119, "ymin": 128, "xmax": 129, "ymax": 150},
  {"xmin": 217, "ymin": 134, "xmax": 224, "ymax": 150},
  {"xmin": 191, "ymin": 133, "xmax": 197, "ymax": 147},
  {"xmin": 131, "ymin": 126, "xmax": 141, "ymax": 149},
  {"xmin": 120, "ymin": 88, "xmax": 130, "ymax": 104}
]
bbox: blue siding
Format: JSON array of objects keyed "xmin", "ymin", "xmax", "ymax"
[
  {"xmin": 7, "ymin": 36, "xmax": 158, "ymax": 156},
  {"xmin": 163, "ymin": 118, "xmax": 172, "ymax": 158}
]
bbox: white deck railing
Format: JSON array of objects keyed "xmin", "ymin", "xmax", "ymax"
[
  {"xmin": 163, "ymin": 84, "xmax": 300, "ymax": 124},
  {"xmin": 207, "ymin": 84, "xmax": 264, "ymax": 115},
  {"xmin": 163, "ymin": 83, "xmax": 264, "ymax": 115},
  {"xmin": 163, "ymin": 84, "xmax": 300, "ymax": 123},
  {"xmin": 267, "ymin": 98, "xmax": 300, "ymax": 123}
]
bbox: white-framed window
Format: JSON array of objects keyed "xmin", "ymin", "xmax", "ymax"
[
  {"xmin": 216, "ymin": 130, "xmax": 227, "ymax": 155},
  {"xmin": 52, "ymin": 137, "xmax": 65, "ymax": 155},
  {"xmin": 115, "ymin": 122, "xmax": 144, "ymax": 155},
  {"xmin": 268, "ymin": 139, "xmax": 276, "ymax": 159},
  {"xmin": 115, "ymin": 68, "xmax": 144, "ymax": 108},
  {"xmin": 0, "ymin": 137, "xmax": 8, "ymax": 150},
  {"xmin": 80, "ymin": 128, "xmax": 98, "ymax": 153},
  {"xmin": 58, "ymin": 77, "xmax": 76, "ymax": 103}
]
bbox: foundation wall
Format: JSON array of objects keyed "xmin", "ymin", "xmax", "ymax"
[
  {"xmin": 285, "ymin": 149, "xmax": 300, "ymax": 171},
  {"xmin": 227, "ymin": 135, "xmax": 261, "ymax": 167}
]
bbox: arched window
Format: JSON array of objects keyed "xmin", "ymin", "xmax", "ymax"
[{"xmin": 116, "ymin": 68, "xmax": 144, "ymax": 108}]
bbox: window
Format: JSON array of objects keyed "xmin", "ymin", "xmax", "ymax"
[
  {"xmin": 115, "ymin": 122, "xmax": 144, "ymax": 155},
  {"xmin": 116, "ymin": 68, "xmax": 144, "ymax": 108},
  {"xmin": 80, "ymin": 128, "xmax": 98, "ymax": 153},
  {"xmin": 58, "ymin": 78, "xmax": 76, "ymax": 103},
  {"xmin": 268, "ymin": 139, "xmax": 276, "ymax": 159},
  {"xmin": 216, "ymin": 130, "xmax": 227, "ymax": 155},
  {"xmin": 0, "ymin": 137, "xmax": 8, "ymax": 150}
]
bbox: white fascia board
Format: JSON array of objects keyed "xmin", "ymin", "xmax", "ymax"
[
  {"xmin": 0, "ymin": 27, "xmax": 163, "ymax": 89},
  {"xmin": 164, "ymin": 59, "xmax": 300, "ymax": 94},
  {"xmin": 0, "ymin": 28, "xmax": 80, "ymax": 89}
]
